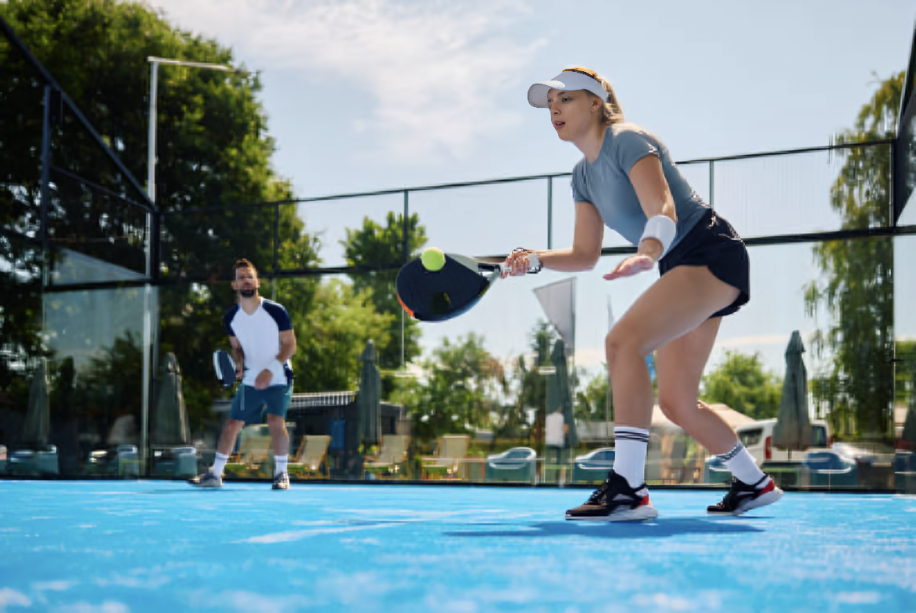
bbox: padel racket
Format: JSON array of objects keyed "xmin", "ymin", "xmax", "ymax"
[
  {"xmin": 396, "ymin": 252, "xmax": 540, "ymax": 322},
  {"xmin": 212, "ymin": 349, "xmax": 237, "ymax": 388}
]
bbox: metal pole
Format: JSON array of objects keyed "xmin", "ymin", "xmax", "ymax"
[
  {"xmin": 147, "ymin": 61, "xmax": 158, "ymax": 209},
  {"xmin": 401, "ymin": 191, "xmax": 409, "ymax": 370},
  {"xmin": 40, "ymin": 85, "xmax": 51, "ymax": 258},
  {"xmin": 273, "ymin": 203, "xmax": 280, "ymax": 271},
  {"xmin": 547, "ymin": 177, "xmax": 553, "ymax": 250},
  {"xmin": 141, "ymin": 61, "xmax": 159, "ymax": 476},
  {"xmin": 273, "ymin": 203, "xmax": 280, "ymax": 301},
  {"xmin": 709, "ymin": 161, "xmax": 715, "ymax": 210},
  {"xmin": 141, "ymin": 56, "xmax": 236, "ymax": 474}
]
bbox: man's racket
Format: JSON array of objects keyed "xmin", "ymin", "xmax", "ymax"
[
  {"xmin": 396, "ymin": 252, "xmax": 540, "ymax": 322},
  {"xmin": 212, "ymin": 349, "xmax": 237, "ymax": 388}
]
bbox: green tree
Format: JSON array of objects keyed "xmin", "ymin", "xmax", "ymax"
[
  {"xmin": 497, "ymin": 321, "xmax": 556, "ymax": 446},
  {"xmin": 0, "ymin": 240, "xmax": 46, "ymax": 391},
  {"xmin": 804, "ymin": 72, "xmax": 903, "ymax": 441},
  {"xmin": 292, "ymin": 279, "xmax": 393, "ymax": 393},
  {"xmin": 0, "ymin": 0, "xmax": 321, "ymax": 432},
  {"xmin": 395, "ymin": 333, "xmax": 505, "ymax": 442},
  {"xmin": 341, "ymin": 212, "xmax": 427, "ymax": 373},
  {"xmin": 78, "ymin": 331, "xmax": 144, "ymax": 440},
  {"xmin": 574, "ymin": 365, "xmax": 612, "ymax": 426},
  {"xmin": 701, "ymin": 350, "xmax": 783, "ymax": 420},
  {"xmin": 896, "ymin": 340, "xmax": 916, "ymax": 404}
]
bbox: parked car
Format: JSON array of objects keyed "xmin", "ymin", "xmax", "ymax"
[{"xmin": 736, "ymin": 418, "xmax": 831, "ymax": 465}]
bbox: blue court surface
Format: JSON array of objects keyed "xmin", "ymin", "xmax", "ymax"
[{"xmin": 1, "ymin": 481, "xmax": 914, "ymax": 612}]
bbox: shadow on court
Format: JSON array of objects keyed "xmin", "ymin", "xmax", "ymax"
[{"xmin": 444, "ymin": 517, "xmax": 765, "ymax": 539}]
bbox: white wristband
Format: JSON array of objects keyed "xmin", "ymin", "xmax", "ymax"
[{"xmin": 639, "ymin": 215, "xmax": 677, "ymax": 256}]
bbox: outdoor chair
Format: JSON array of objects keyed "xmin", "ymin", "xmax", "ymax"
[
  {"xmin": 894, "ymin": 451, "xmax": 916, "ymax": 493},
  {"xmin": 288, "ymin": 435, "xmax": 331, "ymax": 480},
  {"xmin": 224, "ymin": 426, "xmax": 272, "ymax": 478},
  {"xmin": 485, "ymin": 447, "xmax": 537, "ymax": 484},
  {"xmin": 571, "ymin": 447, "xmax": 615, "ymax": 484},
  {"xmin": 151, "ymin": 446, "xmax": 198, "ymax": 478},
  {"xmin": 704, "ymin": 456, "xmax": 732, "ymax": 484},
  {"xmin": 802, "ymin": 450, "xmax": 858, "ymax": 487},
  {"xmin": 421, "ymin": 434, "xmax": 470, "ymax": 480},
  {"xmin": 364, "ymin": 434, "xmax": 411, "ymax": 479},
  {"xmin": 9, "ymin": 445, "xmax": 59, "ymax": 476}
]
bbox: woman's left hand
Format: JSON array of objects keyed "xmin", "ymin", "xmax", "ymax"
[{"xmin": 603, "ymin": 255, "xmax": 655, "ymax": 280}]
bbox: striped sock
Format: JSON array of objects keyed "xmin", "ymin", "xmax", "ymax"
[
  {"xmin": 614, "ymin": 426, "xmax": 650, "ymax": 493},
  {"xmin": 717, "ymin": 442, "xmax": 766, "ymax": 486}
]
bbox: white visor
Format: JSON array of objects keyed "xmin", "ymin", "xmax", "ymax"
[{"xmin": 527, "ymin": 70, "xmax": 608, "ymax": 108}]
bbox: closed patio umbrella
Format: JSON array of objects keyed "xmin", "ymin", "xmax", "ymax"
[
  {"xmin": 152, "ymin": 353, "xmax": 190, "ymax": 445},
  {"xmin": 22, "ymin": 362, "xmax": 50, "ymax": 446},
  {"xmin": 357, "ymin": 340, "xmax": 381, "ymax": 446},
  {"xmin": 548, "ymin": 339, "xmax": 578, "ymax": 449},
  {"xmin": 773, "ymin": 330, "xmax": 812, "ymax": 459}
]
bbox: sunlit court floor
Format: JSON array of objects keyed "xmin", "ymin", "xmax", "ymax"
[{"xmin": 1, "ymin": 481, "xmax": 914, "ymax": 613}]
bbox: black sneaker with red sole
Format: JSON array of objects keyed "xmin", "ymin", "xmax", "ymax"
[
  {"xmin": 707, "ymin": 474, "xmax": 783, "ymax": 515},
  {"xmin": 566, "ymin": 470, "xmax": 658, "ymax": 522}
]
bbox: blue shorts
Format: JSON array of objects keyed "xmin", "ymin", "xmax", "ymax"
[{"xmin": 229, "ymin": 381, "xmax": 293, "ymax": 424}]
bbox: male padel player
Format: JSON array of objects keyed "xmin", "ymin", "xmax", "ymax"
[{"xmin": 190, "ymin": 259, "xmax": 297, "ymax": 490}]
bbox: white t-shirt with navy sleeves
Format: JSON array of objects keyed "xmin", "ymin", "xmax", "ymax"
[
  {"xmin": 223, "ymin": 298, "xmax": 293, "ymax": 388},
  {"xmin": 571, "ymin": 122, "xmax": 709, "ymax": 254}
]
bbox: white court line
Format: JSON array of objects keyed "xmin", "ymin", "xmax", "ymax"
[{"xmin": 239, "ymin": 523, "xmax": 402, "ymax": 544}]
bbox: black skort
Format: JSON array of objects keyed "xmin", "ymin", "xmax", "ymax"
[{"xmin": 658, "ymin": 208, "xmax": 750, "ymax": 318}]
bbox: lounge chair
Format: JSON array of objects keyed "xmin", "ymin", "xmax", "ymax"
[
  {"xmin": 224, "ymin": 426, "xmax": 272, "ymax": 478},
  {"xmin": 421, "ymin": 435, "xmax": 470, "ymax": 480},
  {"xmin": 288, "ymin": 435, "xmax": 331, "ymax": 480},
  {"xmin": 364, "ymin": 434, "xmax": 411, "ymax": 479}
]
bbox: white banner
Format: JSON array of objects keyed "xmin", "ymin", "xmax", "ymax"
[{"xmin": 532, "ymin": 278, "xmax": 576, "ymax": 355}]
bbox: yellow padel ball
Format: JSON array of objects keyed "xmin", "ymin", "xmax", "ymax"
[{"xmin": 420, "ymin": 247, "xmax": 446, "ymax": 272}]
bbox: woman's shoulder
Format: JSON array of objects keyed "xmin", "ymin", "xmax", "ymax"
[{"xmin": 610, "ymin": 122, "xmax": 661, "ymax": 143}]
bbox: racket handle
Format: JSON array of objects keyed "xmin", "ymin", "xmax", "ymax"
[{"xmin": 498, "ymin": 252, "xmax": 541, "ymax": 274}]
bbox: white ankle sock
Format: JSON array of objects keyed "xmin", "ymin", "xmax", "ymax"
[
  {"xmin": 718, "ymin": 443, "xmax": 766, "ymax": 486},
  {"xmin": 274, "ymin": 455, "xmax": 288, "ymax": 476},
  {"xmin": 614, "ymin": 426, "xmax": 649, "ymax": 492},
  {"xmin": 211, "ymin": 452, "xmax": 229, "ymax": 477}
]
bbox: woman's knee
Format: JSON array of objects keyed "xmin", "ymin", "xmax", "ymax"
[
  {"xmin": 605, "ymin": 327, "xmax": 645, "ymax": 369},
  {"xmin": 657, "ymin": 395, "xmax": 694, "ymax": 425}
]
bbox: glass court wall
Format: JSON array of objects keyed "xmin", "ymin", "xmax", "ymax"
[{"xmin": 2, "ymin": 15, "xmax": 916, "ymax": 491}]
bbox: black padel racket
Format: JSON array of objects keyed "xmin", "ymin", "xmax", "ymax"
[
  {"xmin": 212, "ymin": 349, "xmax": 237, "ymax": 388},
  {"xmin": 396, "ymin": 252, "xmax": 540, "ymax": 322}
]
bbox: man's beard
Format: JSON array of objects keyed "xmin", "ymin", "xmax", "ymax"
[{"xmin": 239, "ymin": 289, "xmax": 256, "ymax": 298}]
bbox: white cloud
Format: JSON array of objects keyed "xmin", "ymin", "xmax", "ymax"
[
  {"xmin": 0, "ymin": 588, "xmax": 31, "ymax": 608},
  {"xmin": 151, "ymin": 0, "xmax": 544, "ymax": 163}
]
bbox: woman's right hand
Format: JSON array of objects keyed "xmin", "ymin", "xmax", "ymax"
[{"xmin": 502, "ymin": 250, "xmax": 534, "ymax": 278}]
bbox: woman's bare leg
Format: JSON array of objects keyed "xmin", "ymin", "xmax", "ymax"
[
  {"xmin": 655, "ymin": 317, "xmax": 738, "ymax": 454},
  {"xmin": 607, "ymin": 265, "xmax": 740, "ymax": 430}
]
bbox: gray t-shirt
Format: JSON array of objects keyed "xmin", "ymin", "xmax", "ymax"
[{"xmin": 571, "ymin": 123, "xmax": 708, "ymax": 253}]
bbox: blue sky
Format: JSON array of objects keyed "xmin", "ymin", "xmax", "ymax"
[{"xmin": 149, "ymin": 0, "xmax": 916, "ymax": 381}]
